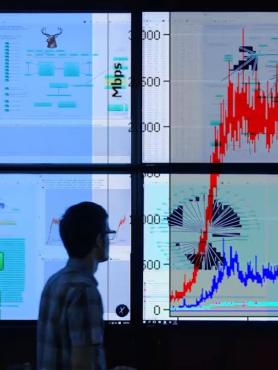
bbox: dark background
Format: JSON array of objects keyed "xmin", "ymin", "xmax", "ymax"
[
  {"xmin": 1, "ymin": 322, "xmax": 278, "ymax": 369},
  {"xmin": 1, "ymin": 1, "xmax": 278, "ymax": 370},
  {"xmin": 1, "ymin": 0, "xmax": 278, "ymax": 11}
]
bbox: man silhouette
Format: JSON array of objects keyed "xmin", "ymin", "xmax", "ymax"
[{"xmin": 37, "ymin": 201, "xmax": 134, "ymax": 370}]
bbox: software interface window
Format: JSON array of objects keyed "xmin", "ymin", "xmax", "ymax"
[
  {"xmin": 0, "ymin": 13, "xmax": 131, "ymax": 163},
  {"xmin": 0, "ymin": 174, "xmax": 131, "ymax": 321}
]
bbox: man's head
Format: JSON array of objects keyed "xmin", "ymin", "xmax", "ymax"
[{"xmin": 59, "ymin": 201, "xmax": 109, "ymax": 261}]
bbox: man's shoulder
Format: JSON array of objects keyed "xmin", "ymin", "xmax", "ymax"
[
  {"xmin": 39, "ymin": 269, "xmax": 101, "ymax": 321},
  {"xmin": 42, "ymin": 267, "xmax": 97, "ymax": 298}
]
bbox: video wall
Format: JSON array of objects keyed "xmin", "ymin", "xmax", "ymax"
[{"xmin": 1, "ymin": 11, "xmax": 278, "ymax": 323}]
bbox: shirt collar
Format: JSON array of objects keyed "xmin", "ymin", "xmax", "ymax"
[{"xmin": 65, "ymin": 258, "xmax": 97, "ymax": 282}]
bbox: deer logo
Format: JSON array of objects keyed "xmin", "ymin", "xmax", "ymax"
[{"xmin": 41, "ymin": 27, "xmax": 63, "ymax": 48}]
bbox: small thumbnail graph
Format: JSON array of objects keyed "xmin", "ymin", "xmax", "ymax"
[
  {"xmin": 46, "ymin": 217, "xmax": 61, "ymax": 245},
  {"xmin": 110, "ymin": 215, "xmax": 127, "ymax": 243}
]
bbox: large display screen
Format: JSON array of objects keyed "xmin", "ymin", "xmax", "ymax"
[
  {"xmin": 144, "ymin": 174, "xmax": 278, "ymax": 322},
  {"xmin": 143, "ymin": 12, "xmax": 278, "ymax": 163},
  {"xmin": 0, "ymin": 174, "xmax": 130, "ymax": 322},
  {"xmin": 0, "ymin": 13, "xmax": 130, "ymax": 163}
]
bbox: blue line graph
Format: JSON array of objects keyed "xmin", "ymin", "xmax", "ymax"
[{"xmin": 174, "ymin": 239, "xmax": 278, "ymax": 310}]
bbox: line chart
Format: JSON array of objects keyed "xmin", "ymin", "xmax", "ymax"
[
  {"xmin": 170, "ymin": 29, "xmax": 278, "ymax": 317},
  {"xmin": 173, "ymin": 240, "xmax": 278, "ymax": 311}
]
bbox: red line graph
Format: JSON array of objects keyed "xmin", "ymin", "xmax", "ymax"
[
  {"xmin": 170, "ymin": 30, "xmax": 278, "ymax": 302},
  {"xmin": 211, "ymin": 66, "xmax": 278, "ymax": 163},
  {"xmin": 111, "ymin": 215, "xmax": 127, "ymax": 241},
  {"xmin": 117, "ymin": 215, "xmax": 126, "ymax": 231},
  {"xmin": 47, "ymin": 217, "xmax": 60, "ymax": 244}
]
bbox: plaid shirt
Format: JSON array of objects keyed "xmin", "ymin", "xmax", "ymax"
[{"xmin": 37, "ymin": 258, "xmax": 106, "ymax": 370}]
